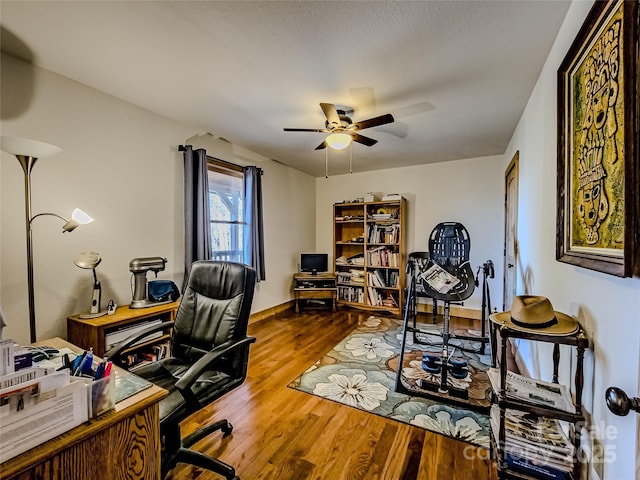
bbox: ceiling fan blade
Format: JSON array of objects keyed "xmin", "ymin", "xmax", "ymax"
[
  {"xmin": 351, "ymin": 133, "xmax": 378, "ymax": 147},
  {"xmin": 283, "ymin": 128, "xmax": 326, "ymax": 132},
  {"xmin": 352, "ymin": 113, "xmax": 395, "ymax": 131},
  {"xmin": 320, "ymin": 103, "xmax": 341, "ymax": 127},
  {"xmin": 315, "ymin": 141, "xmax": 327, "ymax": 150}
]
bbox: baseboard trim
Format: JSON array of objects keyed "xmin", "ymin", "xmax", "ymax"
[
  {"xmin": 250, "ymin": 300, "xmax": 482, "ymax": 323},
  {"xmin": 249, "ymin": 301, "xmax": 294, "ymax": 325}
]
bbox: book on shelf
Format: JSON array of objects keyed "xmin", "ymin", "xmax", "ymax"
[
  {"xmin": 347, "ymin": 253, "xmax": 365, "ymax": 266},
  {"xmin": 487, "ymin": 367, "xmax": 575, "ymax": 413},
  {"xmin": 367, "ymin": 247, "xmax": 400, "ymax": 267},
  {"xmin": 367, "ymin": 269, "xmax": 399, "ymax": 288},
  {"xmin": 382, "ymin": 293, "xmax": 398, "ymax": 307},
  {"xmin": 336, "ymin": 255, "xmax": 348, "ymax": 265},
  {"xmin": 338, "ymin": 286, "xmax": 364, "ymax": 303},
  {"xmin": 336, "ymin": 272, "xmax": 353, "ymax": 284}
]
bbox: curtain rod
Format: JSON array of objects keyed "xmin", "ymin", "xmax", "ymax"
[{"xmin": 178, "ymin": 144, "xmax": 262, "ymax": 174}]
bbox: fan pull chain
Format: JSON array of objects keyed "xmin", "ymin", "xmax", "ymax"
[
  {"xmin": 325, "ymin": 148, "xmax": 329, "ymax": 178},
  {"xmin": 349, "ymin": 143, "xmax": 353, "ymax": 174}
]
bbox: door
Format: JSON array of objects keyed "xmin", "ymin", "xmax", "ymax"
[{"xmin": 503, "ymin": 152, "xmax": 519, "ymax": 310}]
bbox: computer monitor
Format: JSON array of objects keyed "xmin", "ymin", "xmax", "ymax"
[{"xmin": 300, "ymin": 253, "xmax": 328, "ymax": 275}]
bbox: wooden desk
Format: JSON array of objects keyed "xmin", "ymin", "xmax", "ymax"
[
  {"xmin": 293, "ymin": 272, "xmax": 337, "ymax": 313},
  {"xmin": 0, "ymin": 338, "xmax": 167, "ymax": 480}
]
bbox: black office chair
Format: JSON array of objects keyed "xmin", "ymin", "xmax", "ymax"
[{"xmin": 106, "ymin": 260, "xmax": 257, "ymax": 480}]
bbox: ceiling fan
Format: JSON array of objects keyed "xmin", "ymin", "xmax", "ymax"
[{"xmin": 284, "ymin": 103, "xmax": 394, "ymax": 150}]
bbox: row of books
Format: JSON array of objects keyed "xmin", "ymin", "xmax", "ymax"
[
  {"xmin": 367, "ymin": 247, "xmax": 400, "ymax": 267},
  {"xmin": 336, "ymin": 269, "xmax": 398, "ymax": 289},
  {"xmin": 367, "ymin": 270, "xmax": 399, "ymax": 288},
  {"xmin": 366, "ymin": 223, "xmax": 400, "ymax": 244},
  {"xmin": 337, "ymin": 286, "xmax": 365, "ymax": 303},
  {"xmin": 337, "ymin": 269, "xmax": 365, "ymax": 285},
  {"xmin": 125, "ymin": 341, "xmax": 170, "ymax": 369}
]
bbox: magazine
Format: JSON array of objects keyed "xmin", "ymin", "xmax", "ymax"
[
  {"xmin": 487, "ymin": 368, "xmax": 575, "ymax": 413},
  {"xmin": 490, "ymin": 406, "xmax": 574, "ymax": 457},
  {"xmin": 419, "ymin": 263, "xmax": 460, "ymax": 294}
]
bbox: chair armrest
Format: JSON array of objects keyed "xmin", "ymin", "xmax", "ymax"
[
  {"xmin": 104, "ymin": 320, "xmax": 174, "ymax": 363},
  {"xmin": 174, "ymin": 336, "xmax": 256, "ymax": 398}
]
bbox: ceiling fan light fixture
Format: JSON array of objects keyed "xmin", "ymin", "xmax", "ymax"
[{"xmin": 326, "ymin": 132, "xmax": 352, "ymax": 150}]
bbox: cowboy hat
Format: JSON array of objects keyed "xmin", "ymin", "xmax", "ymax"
[{"xmin": 489, "ymin": 295, "xmax": 579, "ymax": 336}]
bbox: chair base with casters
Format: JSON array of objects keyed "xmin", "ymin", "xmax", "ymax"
[{"xmin": 162, "ymin": 419, "xmax": 238, "ymax": 479}]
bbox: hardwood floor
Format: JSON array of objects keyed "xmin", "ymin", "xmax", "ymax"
[{"xmin": 169, "ymin": 308, "xmax": 498, "ymax": 480}]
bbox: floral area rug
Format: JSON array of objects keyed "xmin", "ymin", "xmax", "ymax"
[{"xmin": 288, "ymin": 315, "xmax": 492, "ymax": 448}]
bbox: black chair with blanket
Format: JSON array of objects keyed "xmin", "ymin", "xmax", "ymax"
[{"xmin": 106, "ymin": 260, "xmax": 257, "ymax": 480}]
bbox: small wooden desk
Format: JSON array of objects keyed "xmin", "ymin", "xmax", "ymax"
[
  {"xmin": 293, "ymin": 272, "xmax": 337, "ymax": 313},
  {"xmin": 0, "ymin": 338, "xmax": 167, "ymax": 480}
]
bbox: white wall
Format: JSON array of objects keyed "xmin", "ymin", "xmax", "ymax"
[
  {"xmin": 315, "ymin": 155, "xmax": 506, "ymax": 313},
  {"xmin": 504, "ymin": 1, "xmax": 640, "ymax": 479},
  {"xmin": 0, "ymin": 53, "xmax": 316, "ymax": 344}
]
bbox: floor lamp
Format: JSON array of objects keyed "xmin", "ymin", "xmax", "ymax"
[{"xmin": 1, "ymin": 136, "xmax": 94, "ymax": 343}]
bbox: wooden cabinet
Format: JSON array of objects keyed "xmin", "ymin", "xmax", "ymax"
[
  {"xmin": 333, "ymin": 198, "xmax": 406, "ymax": 316},
  {"xmin": 67, "ymin": 301, "xmax": 179, "ymax": 358},
  {"xmin": 293, "ymin": 273, "xmax": 337, "ymax": 313},
  {"xmin": 490, "ymin": 322, "xmax": 589, "ymax": 479}
]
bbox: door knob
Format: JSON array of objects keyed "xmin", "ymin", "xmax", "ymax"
[
  {"xmin": 507, "ymin": 263, "xmax": 514, "ymax": 268},
  {"xmin": 605, "ymin": 387, "xmax": 640, "ymax": 416}
]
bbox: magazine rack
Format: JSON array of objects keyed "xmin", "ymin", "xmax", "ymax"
[{"xmin": 490, "ymin": 321, "xmax": 589, "ymax": 480}]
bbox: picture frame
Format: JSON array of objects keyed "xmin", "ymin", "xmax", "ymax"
[{"xmin": 556, "ymin": 0, "xmax": 639, "ymax": 277}]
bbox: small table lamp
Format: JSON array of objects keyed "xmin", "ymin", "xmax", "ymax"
[{"xmin": 74, "ymin": 251, "xmax": 107, "ymax": 319}]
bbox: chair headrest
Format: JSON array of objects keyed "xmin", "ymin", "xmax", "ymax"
[{"xmin": 188, "ymin": 261, "xmax": 256, "ymax": 300}]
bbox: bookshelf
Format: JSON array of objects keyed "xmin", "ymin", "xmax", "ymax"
[
  {"xmin": 490, "ymin": 322, "xmax": 589, "ymax": 480},
  {"xmin": 333, "ymin": 198, "xmax": 406, "ymax": 315}
]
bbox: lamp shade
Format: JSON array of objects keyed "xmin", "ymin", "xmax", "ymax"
[
  {"xmin": 74, "ymin": 251, "xmax": 101, "ymax": 269},
  {"xmin": 0, "ymin": 136, "xmax": 62, "ymax": 158},
  {"xmin": 62, "ymin": 208, "xmax": 94, "ymax": 232},
  {"xmin": 326, "ymin": 132, "xmax": 352, "ymax": 150}
]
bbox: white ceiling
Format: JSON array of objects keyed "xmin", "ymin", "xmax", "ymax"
[{"xmin": 0, "ymin": 0, "xmax": 570, "ymax": 177}]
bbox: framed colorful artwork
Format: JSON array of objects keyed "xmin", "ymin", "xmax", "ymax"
[{"xmin": 556, "ymin": 0, "xmax": 639, "ymax": 277}]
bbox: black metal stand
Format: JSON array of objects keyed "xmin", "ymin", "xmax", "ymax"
[
  {"xmin": 394, "ymin": 258, "xmax": 494, "ymax": 410},
  {"xmin": 476, "ymin": 260, "xmax": 494, "ymax": 355}
]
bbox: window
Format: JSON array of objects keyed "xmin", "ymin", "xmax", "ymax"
[{"xmin": 207, "ymin": 160, "xmax": 245, "ymax": 262}]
